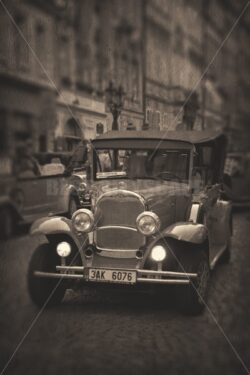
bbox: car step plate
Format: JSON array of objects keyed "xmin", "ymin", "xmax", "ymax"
[{"xmin": 87, "ymin": 268, "xmax": 137, "ymax": 284}]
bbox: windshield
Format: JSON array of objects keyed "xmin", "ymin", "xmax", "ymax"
[{"xmin": 94, "ymin": 148, "xmax": 190, "ymax": 182}]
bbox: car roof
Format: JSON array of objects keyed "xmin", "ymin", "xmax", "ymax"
[{"xmin": 94, "ymin": 130, "xmax": 226, "ymax": 145}]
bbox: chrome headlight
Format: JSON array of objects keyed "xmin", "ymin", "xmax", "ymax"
[
  {"xmin": 151, "ymin": 245, "xmax": 167, "ymax": 262},
  {"xmin": 78, "ymin": 182, "xmax": 86, "ymax": 191},
  {"xmin": 136, "ymin": 211, "xmax": 160, "ymax": 236},
  {"xmin": 72, "ymin": 209, "xmax": 94, "ymax": 233}
]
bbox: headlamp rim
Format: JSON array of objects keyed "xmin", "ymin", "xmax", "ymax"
[
  {"xmin": 72, "ymin": 208, "xmax": 95, "ymax": 233},
  {"xmin": 136, "ymin": 211, "xmax": 161, "ymax": 235}
]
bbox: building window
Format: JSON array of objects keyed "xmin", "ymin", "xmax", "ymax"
[
  {"xmin": 0, "ymin": 111, "xmax": 7, "ymax": 154},
  {"xmin": 76, "ymin": 42, "xmax": 93, "ymax": 91},
  {"xmin": 153, "ymin": 111, "xmax": 161, "ymax": 129},
  {"xmin": 189, "ymin": 48, "xmax": 203, "ymax": 68},
  {"xmin": 131, "ymin": 59, "xmax": 139, "ymax": 101},
  {"xmin": 59, "ymin": 34, "xmax": 71, "ymax": 86},
  {"xmin": 174, "ymin": 26, "xmax": 184, "ymax": 56},
  {"xmin": 146, "ymin": 108, "xmax": 153, "ymax": 125},
  {"xmin": 14, "ymin": 14, "xmax": 29, "ymax": 71},
  {"xmin": 163, "ymin": 113, "xmax": 168, "ymax": 128},
  {"xmin": 121, "ymin": 53, "xmax": 128, "ymax": 93},
  {"xmin": 76, "ymin": 42, "xmax": 84, "ymax": 85},
  {"xmin": 64, "ymin": 118, "xmax": 82, "ymax": 152},
  {"xmin": 35, "ymin": 23, "xmax": 46, "ymax": 75},
  {"xmin": 0, "ymin": 11, "xmax": 8, "ymax": 67},
  {"xmin": 12, "ymin": 113, "xmax": 34, "ymax": 153},
  {"xmin": 39, "ymin": 134, "xmax": 47, "ymax": 152},
  {"xmin": 146, "ymin": 109, "xmax": 161, "ymax": 129},
  {"xmin": 96, "ymin": 123, "xmax": 104, "ymax": 135}
]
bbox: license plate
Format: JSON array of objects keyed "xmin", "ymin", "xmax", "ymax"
[{"xmin": 88, "ymin": 268, "xmax": 137, "ymax": 284}]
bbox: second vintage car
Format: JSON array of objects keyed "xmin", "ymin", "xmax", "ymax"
[
  {"xmin": 0, "ymin": 150, "xmax": 88, "ymax": 240},
  {"xmin": 28, "ymin": 131, "xmax": 232, "ymax": 314}
]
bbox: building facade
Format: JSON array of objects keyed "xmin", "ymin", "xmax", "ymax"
[
  {"xmin": 0, "ymin": 0, "xmax": 250, "ymax": 156},
  {"xmin": 145, "ymin": 0, "xmax": 205, "ymax": 131},
  {"xmin": 144, "ymin": 0, "xmax": 250, "ymax": 150},
  {"xmin": 53, "ymin": 0, "xmax": 144, "ymax": 152},
  {"xmin": 0, "ymin": 0, "xmax": 57, "ymax": 156},
  {"xmin": 0, "ymin": 0, "xmax": 144, "ymax": 156}
]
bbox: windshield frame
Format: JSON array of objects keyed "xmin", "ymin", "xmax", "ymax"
[{"xmin": 92, "ymin": 145, "xmax": 192, "ymax": 183}]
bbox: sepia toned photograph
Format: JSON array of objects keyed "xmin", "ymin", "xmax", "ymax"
[{"xmin": 0, "ymin": 1, "xmax": 250, "ymax": 374}]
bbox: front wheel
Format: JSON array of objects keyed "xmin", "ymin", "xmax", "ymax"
[
  {"xmin": 28, "ymin": 243, "xmax": 66, "ymax": 307},
  {"xmin": 176, "ymin": 250, "xmax": 210, "ymax": 315}
]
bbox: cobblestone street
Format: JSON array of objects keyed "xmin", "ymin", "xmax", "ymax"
[{"xmin": 0, "ymin": 211, "xmax": 250, "ymax": 375}]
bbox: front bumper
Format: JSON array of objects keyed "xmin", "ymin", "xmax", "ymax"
[{"xmin": 34, "ymin": 266, "xmax": 197, "ymax": 285}]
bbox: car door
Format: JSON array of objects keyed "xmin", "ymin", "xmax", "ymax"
[
  {"xmin": 45, "ymin": 174, "xmax": 69, "ymax": 215},
  {"xmin": 39, "ymin": 163, "xmax": 68, "ymax": 215},
  {"xmin": 204, "ymin": 186, "xmax": 231, "ymax": 264},
  {"xmin": 16, "ymin": 175, "xmax": 45, "ymax": 221}
]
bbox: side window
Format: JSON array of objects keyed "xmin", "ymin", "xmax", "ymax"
[
  {"xmin": 192, "ymin": 168, "xmax": 204, "ymax": 193},
  {"xmin": 14, "ymin": 155, "xmax": 41, "ymax": 178},
  {"xmin": 97, "ymin": 150, "xmax": 112, "ymax": 172},
  {"xmin": 117, "ymin": 150, "xmax": 129, "ymax": 171},
  {"xmin": 146, "ymin": 108, "xmax": 153, "ymax": 127}
]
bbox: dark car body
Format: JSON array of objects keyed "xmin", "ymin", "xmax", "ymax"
[
  {"xmin": 28, "ymin": 131, "xmax": 232, "ymax": 314},
  {"xmin": 224, "ymin": 152, "xmax": 250, "ymax": 206}
]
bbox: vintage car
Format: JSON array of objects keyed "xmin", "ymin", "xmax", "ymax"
[
  {"xmin": 0, "ymin": 152, "xmax": 87, "ymax": 240},
  {"xmin": 28, "ymin": 131, "xmax": 232, "ymax": 314}
]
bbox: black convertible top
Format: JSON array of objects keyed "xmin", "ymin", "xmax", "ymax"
[{"xmin": 94, "ymin": 130, "xmax": 226, "ymax": 145}]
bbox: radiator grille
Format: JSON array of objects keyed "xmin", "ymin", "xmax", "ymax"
[{"xmin": 95, "ymin": 192, "xmax": 145, "ymax": 250}]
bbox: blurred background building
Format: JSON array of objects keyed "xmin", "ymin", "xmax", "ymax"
[
  {"xmin": 0, "ymin": 0, "xmax": 250, "ymax": 156},
  {"xmin": 145, "ymin": 0, "xmax": 250, "ymax": 152}
]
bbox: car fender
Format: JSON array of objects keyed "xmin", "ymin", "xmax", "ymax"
[
  {"xmin": 163, "ymin": 222, "xmax": 208, "ymax": 244},
  {"xmin": 30, "ymin": 216, "xmax": 87, "ymax": 250},
  {"xmin": 141, "ymin": 222, "xmax": 209, "ymax": 271}
]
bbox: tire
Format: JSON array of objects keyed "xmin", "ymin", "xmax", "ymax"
[
  {"xmin": 0, "ymin": 207, "xmax": 14, "ymax": 240},
  {"xmin": 68, "ymin": 196, "xmax": 78, "ymax": 218},
  {"xmin": 28, "ymin": 243, "xmax": 66, "ymax": 307},
  {"xmin": 176, "ymin": 250, "xmax": 210, "ymax": 315}
]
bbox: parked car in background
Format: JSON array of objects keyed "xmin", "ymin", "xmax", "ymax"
[
  {"xmin": 224, "ymin": 152, "xmax": 250, "ymax": 206},
  {"xmin": 0, "ymin": 151, "xmax": 87, "ymax": 240},
  {"xmin": 28, "ymin": 131, "xmax": 232, "ymax": 314}
]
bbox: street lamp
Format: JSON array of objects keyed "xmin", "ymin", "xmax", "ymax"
[{"xmin": 105, "ymin": 81, "xmax": 125, "ymax": 131}]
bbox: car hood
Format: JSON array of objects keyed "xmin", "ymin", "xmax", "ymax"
[{"xmin": 91, "ymin": 179, "xmax": 191, "ymax": 229}]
